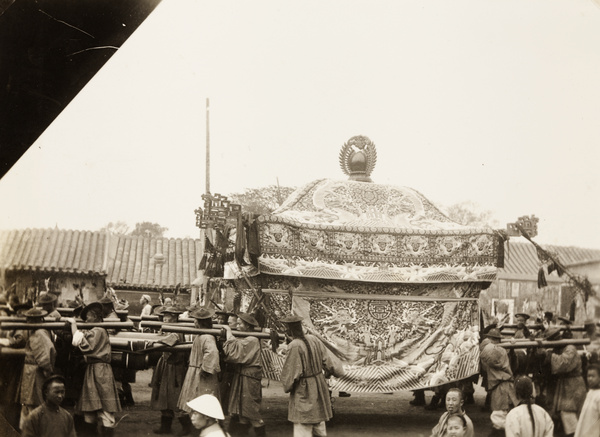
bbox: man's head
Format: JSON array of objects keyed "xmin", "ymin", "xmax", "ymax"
[
  {"xmin": 98, "ymin": 296, "xmax": 114, "ymax": 317},
  {"xmin": 162, "ymin": 307, "xmax": 183, "ymax": 324},
  {"xmin": 190, "ymin": 308, "xmax": 215, "ymax": 330},
  {"xmin": 43, "ymin": 375, "xmax": 66, "ymax": 407},
  {"xmin": 236, "ymin": 313, "xmax": 259, "ymax": 332},
  {"xmin": 24, "ymin": 308, "xmax": 47, "ymax": 324},
  {"xmin": 281, "ymin": 314, "xmax": 304, "ymax": 338},
  {"xmin": 588, "ymin": 364, "xmax": 600, "ymax": 390},
  {"xmin": 227, "ymin": 315, "xmax": 239, "ymax": 331},
  {"xmin": 140, "ymin": 294, "xmax": 151, "ymax": 306},
  {"xmin": 80, "ymin": 302, "xmax": 103, "ymax": 323},
  {"xmin": 484, "ymin": 328, "xmax": 502, "ymax": 343},
  {"xmin": 445, "ymin": 388, "xmax": 464, "ymax": 414},
  {"xmin": 515, "ymin": 313, "xmax": 529, "ymax": 329},
  {"xmin": 215, "ymin": 311, "xmax": 232, "ymax": 325},
  {"xmin": 38, "ymin": 293, "xmax": 57, "ymax": 311}
]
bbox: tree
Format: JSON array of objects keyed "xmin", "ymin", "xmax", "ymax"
[
  {"xmin": 227, "ymin": 185, "xmax": 296, "ymax": 215},
  {"xmin": 99, "ymin": 221, "xmax": 130, "ymax": 235},
  {"xmin": 130, "ymin": 222, "xmax": 168, "ymax": 238},
  {"xmin": 443, "ymin": 201, "xmax": 499, "ymax": 228}
]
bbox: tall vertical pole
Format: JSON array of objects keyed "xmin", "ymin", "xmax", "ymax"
[
  {"xmin": 205, "ymin": 98, "xmax": 211, "ymax": 195},
  {"xmin": 198, "ymin": 98, "xmax": 212, "ymax": 308}
]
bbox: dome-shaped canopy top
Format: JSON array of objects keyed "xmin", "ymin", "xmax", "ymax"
[
  {"xmin": 270, "ymin": 178, "xmax": 482, "ymax": 232},
  {"xmin": 256, "ymin": 179, "xmax": 503, "ymax": 284}
]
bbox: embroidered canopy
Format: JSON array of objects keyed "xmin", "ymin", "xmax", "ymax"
[
  {"xmin": 230, "ymin": 135, "xmax": 504, "ymax": 392},
  {"xmin": 257, "ymin": 177, "xmax": 503, "ymax": 283}
]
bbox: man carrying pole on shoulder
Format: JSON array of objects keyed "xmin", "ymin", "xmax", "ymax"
[
  {"xmin": 222, "ymin": 312, "xmax": 266, "ymax": 437},
  {"xmin": 151, "ymin": 306, "xmax": 189, "ymax": 435},
  {"xmin": 177, "ymin": 307, "xmax": 221, "ymax": 436},
  {"xmin": 66, "ymin": 302, "xmax": 121, "ymax": 436},
  {"xmin": 18, "ymin": 308, "xmax": 57, "ymax": 430}
]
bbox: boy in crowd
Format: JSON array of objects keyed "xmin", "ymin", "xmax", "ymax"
[{"xmin": 575, "ymin": 364, "xmax": 600, "ymax": 437}]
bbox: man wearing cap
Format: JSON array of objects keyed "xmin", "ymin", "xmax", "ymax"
[
  {"xmin": 544, "ymin": 326, "xmax": 586, "ymax": 437},
  {"xmin": 280, "ymin": 314, "xmax": 345, "ymax": 437},
  {"xmin": 18, "ymin": 308, "xmax": 57, "ymax": 428},
  {"xmin": 140, "ymin": 295, "xmax": 153, "ymax": 317},
  {"xmin": 177, "ymin": 307, "xmax": 221, "ymax": 436},
  {"xmin": 222, "ymin": 312, "xmax": 266, "ymax": 437},
  {"xmin": 21, "ymin": 374, "xmax": 76, "ymax": 437},
  {"xmin": 479, "ymin": 327, "xmax": 517, "ymax": 435},
  {"xmin": 510, "ymin": 313, "xmax": 531, "ymax": 377},
  {"xmin": 38, "ymin": 293, "xmax": 61, "ymax": 319},
  {"xmin": 151, "ymin": 306, "xmax": 189, "ymax": 435},
  {"xmin": 214, "ymin": 311, "xmax": 235, "ymax": 418},
  {"xmin": 99, "ymin": 295, "xmax": 136, "ymax": 408},
  {"xmin": 513, "ymin": 314, "xmax": 531, "ymax": 339},
  {"xmin": 66, "ymin": 302, "xmax": 121, "ymax": 436},
  {"xmin": 99, "ymin": 296, "xmax": 119, "ymax": 320}
]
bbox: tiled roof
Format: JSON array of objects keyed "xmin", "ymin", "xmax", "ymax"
[
  {"xmin": 500, "ymin": 241, "xmax": 600, "ymax": 280},
  {"xmin": 0, "ymin": 228, "xmax": 204, "ymax": 289},
  {"xmin": 0, "ymin": 228, "xmax": 109, "ymax": 275},
  {"xmin": 106, "ymin": 235, "xmax": 203, "ymax": 290}
]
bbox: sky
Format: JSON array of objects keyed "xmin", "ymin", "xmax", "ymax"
[{"xmin": 1, "ymin": 0, "xmax": 600, "ymax": 248}]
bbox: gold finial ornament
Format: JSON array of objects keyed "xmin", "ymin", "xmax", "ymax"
[{"xmin": 339, "ymin": 135, "xmax": 377, "ymax": 182}]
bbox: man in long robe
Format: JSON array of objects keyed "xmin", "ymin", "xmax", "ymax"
[
  {"xmin": 545, "ymin": 327, "xmax": 586, "ymax": 437},
  {"xmin": 222, "ymin": 312, "xmax": 265, "ymax": 437},
  {"xmin": 510, "ymin": 313, "xmax": 531, "ymax": 377},
  {"xmin": 177, "ymin": 307, "xmax": 220, "ymax": 436},
  {"xmin": 280, "ymin": 314, "xmax": 345, "ymax": 437},
  {"xmin": 18, "ymin": 308, "xmax": 57, "ymax": 429},
  {"xmin": 67, "ymin": 302, "xmax": 121, "ymax": 436},
  {"xmin": 480, "ymin": 328, "xmax": 517, "ymax": 436},
  {"xmin": 215, "ymin": 310, "xmax": 236, "ymax": 416},
  {"xmin": 151, "ymin": 306, "xmax": 189, "ymax": 435}
]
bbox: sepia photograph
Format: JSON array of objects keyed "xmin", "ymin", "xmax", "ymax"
[{"xmin": 1, "ymin": 1, "xmax": 600, "ymax": 436}]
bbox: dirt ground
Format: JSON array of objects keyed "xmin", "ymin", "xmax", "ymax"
[{"xmin": 111, "ymin": 370, "xmax": 494, "ymax": 436}]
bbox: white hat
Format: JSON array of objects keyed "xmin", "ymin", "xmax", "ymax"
[
  {"xmin": 186, "ymin": 394, "xmax": 224, "ymax": 420},
  {"xmin": 141, "ymin": 294, "xmax": 151, "ymax": 302}
]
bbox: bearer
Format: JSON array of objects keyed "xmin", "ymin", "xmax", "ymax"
[
  {"xmin": 222, "ymin": 312, "xmax": 266, "ymax": 437},
  {"xmin": 151, "ymin": 306, "xmax": 189, "ymax": 435}
]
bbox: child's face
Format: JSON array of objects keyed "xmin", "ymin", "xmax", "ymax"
[
  {"xmin": 191, "ymin": 412, "xmax": 209, "ymax": 429},
  {"xmin": 446, "ymin": 416, "xmax": 466, "ymax": 437},
  {"xmin": 445, "ymin": 391, "xmax": 463, "ymax": 414},
  {"xmin": 588, "ymin": 369, "xmax": 600, "ymax": 389}
]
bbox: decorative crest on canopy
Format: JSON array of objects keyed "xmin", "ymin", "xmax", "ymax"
[{"xmin": 339, "ymin": 135, "xmax": 377, "ymax": 182}]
